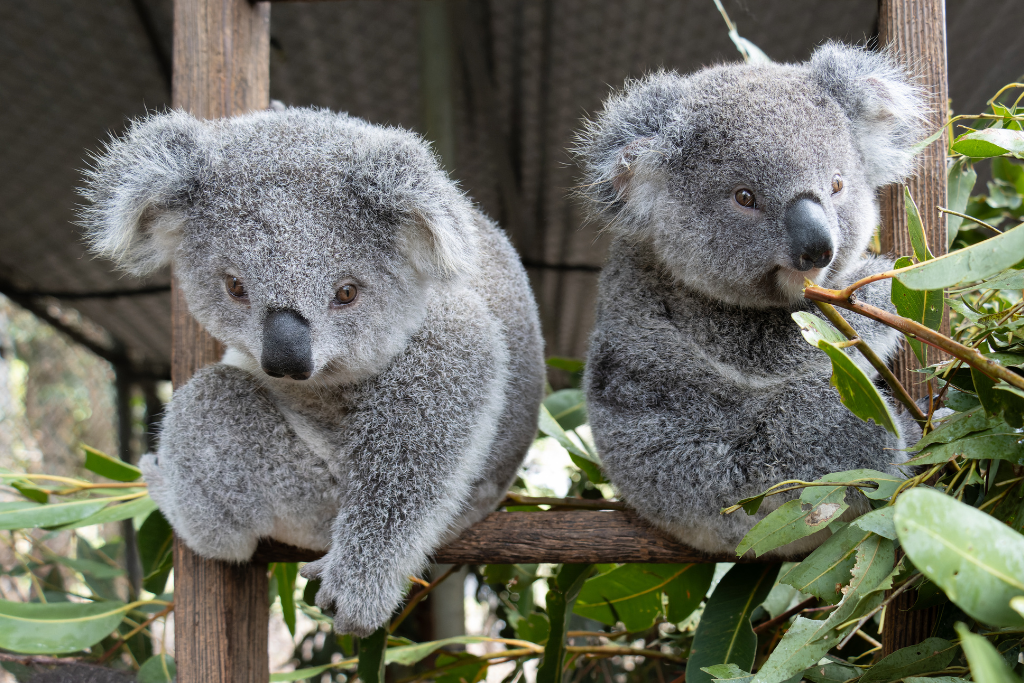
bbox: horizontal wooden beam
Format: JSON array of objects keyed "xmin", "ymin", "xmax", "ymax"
[{"xmin": 252, "ymin": 510, "xmax": 754, "ymax": 565}]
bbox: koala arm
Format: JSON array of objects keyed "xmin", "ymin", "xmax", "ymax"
[{"xmin": 301, "ymin": 295, "xmax": 507, "ymax": 636}]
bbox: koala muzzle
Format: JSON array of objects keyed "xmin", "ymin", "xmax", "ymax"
[
  {"xmin": 785, "ymin": 198, "xmax": 834, "ymax": 271},
  {"xmin": 261, "ymin": 309, "xmax": 313, "ymax": 380}
]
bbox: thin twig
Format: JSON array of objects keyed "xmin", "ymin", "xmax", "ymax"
[
  {"xmin": 389, "ymin": 564, "xmax": 462, "ymax": 633},
  {"xmin": 97, "ymin": 603, "xmax": 174, "ymax": 663},
  {"xmin": 804, "ymin": 285, "xmax": 1024, "ymax": 391},
  {"xmin": 938, "ymin": 207, "xmax": 1003, "ymax": 234},
  {"xmin": 752, "ymin": 597, "xmax": 819, "ymax": 634},
  {"xmin": 836, "ymin": 574, "xmax": 923, "ymax": 650},
  {"xmin": 502, "ymin": 493, "xmax": 627, "ymax": 511},
  {"xmin": 811, "ymin": 299, "xmax": 927, "ymax": 423}
]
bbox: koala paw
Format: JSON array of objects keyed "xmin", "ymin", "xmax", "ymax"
[{"xmin": 300, "ymin": 557, "xmax": 398, "ymax": 637}]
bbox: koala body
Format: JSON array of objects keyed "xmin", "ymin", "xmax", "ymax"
[
  {"xmin": 576, "ymin": 44, "xmax": 926, "ymax": 557},
  {"xmin": 82, "ymin": 108, "xmax": 545, "ymax": 634}
]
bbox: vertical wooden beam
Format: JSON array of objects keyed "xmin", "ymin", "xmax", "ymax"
[
  {"xmin": 171, "ymin": 1, "xmax": 271, "ymax": 681},
  {"xmin": 877, "ymin": 0, "xmax": 948, "ymax": 656}
]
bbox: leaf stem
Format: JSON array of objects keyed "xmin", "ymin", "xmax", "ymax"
[
  {"xmin": 389, "ymin": 564, "xmax": 462, "ymax": 634},
  {"xmin": 804, "ymin": 284, "xmax": 1024, "ymax": 391},
  {"xmin": 98, "ymin": 603, "xmax": 174, "ymax": 664},
  {"xmin": 937, "ymin": 207, "xmax": 1002, "ymax": 234},
  {"xmin": 836, "ymin": 574, "xmax": 923, "ymax": 650},
  {"xmin": 811, "ymin": 300, "xmax": 927, "ymax": 424},
  {"xmin": 751, "ymin": 596, "xmax": 819, "ymax": 634}
]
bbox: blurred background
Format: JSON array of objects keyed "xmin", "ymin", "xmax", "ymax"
[{"xmin": 1, "ymin": 0, "xmax": 1022, "ymax": 679}]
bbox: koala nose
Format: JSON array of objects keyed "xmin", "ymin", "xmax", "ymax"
[
  {"xmin": 261, "ymin": 309, "xmax": 313, "ymax": 380},
  {"xmin": 784, "ymin": 198, "xmax": 834, "ymax": 271}
]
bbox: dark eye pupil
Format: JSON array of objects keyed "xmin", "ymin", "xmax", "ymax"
[
  {"xmin": 832, "ymin": 175, "xmax": 843, "ymax": 193},
  {"xmin": 226, "ymin": 276, "xmax": 246, "ymax": 298},
  {"xmin": 334, "ymin": 285, "xmax": 356, "ymax": 304},
  {"xmin": 735, "ymin": 189, "xmax": 755, "ymax": 207}
]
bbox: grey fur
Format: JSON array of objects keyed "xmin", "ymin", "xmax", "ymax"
[
  {"xmin": 575, "ymin": 43, "xmax": 926, "ymax": 557},
  {"xmin": 80, "ymin": 107, "xmax": 544, "ymax": 634}
]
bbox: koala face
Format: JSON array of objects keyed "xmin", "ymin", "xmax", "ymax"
[
  {"xmin": 577, "ymin": 43, "xmax": 925, "ymax": 309},
  {"xmin": 82, "ymin": 108, "xmax": 478, "ymax": 384}
]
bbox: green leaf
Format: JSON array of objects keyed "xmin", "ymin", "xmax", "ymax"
[
  {"xmin": 819, "ymin": 340, "xmax": 900, "ymax": 435},
  {"xmin": 906, "ymin": 427, "xmax": 1024, "ymax": 466},
  {"xmin": 703, "ymin": 663, "xmax": 754, "ymax": 683},
  {"xmin": 686, "ymin": 563, "xmax": 780, "ymax": 683},
  {"xmin": 894, "ymin": 221, "xmax": 1024, "ymax": 291},
  {"xmin": 543, "ymin": 389, "xmax": 587, "ymax": 432},
  {"xmin": 138, "ymin": 510, "xmax": 174, "ymax": 595},
  {"xmin": 435, "ymin": 652, "xmax": 489, "ymax": 683},
  {"xmin": 792, "ymin": 312, "xmax": 849, "ymax": 346},
  {"xmin": 573, "ymin": 563, "xmax": 713, "ymax": 631},
  {"xmin": 751, "ymin": 617, "xmax": 836, "ymax": 683},
  {"xmin": 736, "ymin": 484, "xmax": 848, "ymax": 558},
  {"xmin": 357, "ymin": 626, "xmax": 388, "ymax": 683},
  {"xmin": 910, "ymin": 406, "xmax": 992, "ymax": 450},
  {"xmin": 803, "ymin": 662, "xmax": 860, "ymax": 683},
  {"xmin": 948, "ymin": 158, "xmax": 978, "ymax": 246},
  {"xmin": 781, "ymin": 524, "xmax": 871, "ymax": 603},
  {"xmin": 274, "ymin": 562, "xmax": 298, "ymax": 637},
  {"xmin": 137, "ymin": 654, "xmax": 176, "ymax": 683},
  {"xmin": 956, "ymin": 623, "xmax": 1024, "ymax": 683},
  {"xmin": 953, "ymin": 129, "xmax": 1024, "ymax": 158},
  {"xmin": 53, "ymin": 557, "xmax": 125, "ymax": 580},
  {"xmin": 537, "ymin": 404, "xmax": 591, "ymax": 460},
  {"xmin": 895, "ymin": 488, "xmax": 1024, "ymax": 627},
  {"xmin": 858, "ymin": 638, "xmax": 957, "ymax": 683},
  {"xmin": 545, "ymin": 356, "xmax": 585, "ymax": 374},
  {"xmin": 515, "ymin": 612, "xmax": 550, "ymax": 644},
  {"xmin": 906, "ymin": 187, "xmax": 935, "ymax": 262},
  {"xmin": 851, "ymin": 507, "xmax": 897, "ymax": 540},
  {"xmin": 55, "ymin": 495, "xmax": 157, "ymax": 530},
  {"xmin": 891, "ymin": 256, "xmax": 943, "ymax": 365},
  {"xmin": 12, "ymin": 481, "xmax": 48, "ymax": 504},
  {"xmin": 975, "ymin": 369, "xmax": 1024, "ymax": 428},
  {"xmin": 0, "ymin": 498, "xmax": 109, "ymax": 531},
  {"xmin": 910, "ymin": 126, "xmax": 947, "ymax": 157},
  {"xmin": 0, "ymin": 599, "xmax": 129, "ymax": 654},
  {"xmin": 537, "ymin": 564, "xmax": 593, "ymax": 683},
  {"xmin": 82, "ymin": 445, "xmax": 141, "ymax": 482}
]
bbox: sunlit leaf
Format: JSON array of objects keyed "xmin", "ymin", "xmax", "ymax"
[
  {"xmin": 703, "ymin": 663, "xmax": 753, "ymax": 683},
  {"xmin": 891, "ymin": 256, "xmax": 943, "ymax": 365},
  {"xmin": 894, "ymin": 221, "xmax": 1024, "ymax": 291},
  {"xmin": 736, "ymin": 485, "xmax": 848, "ymax": 558},
  {"xmin": 0, "ymin": 498, "xmax": 109, "ymax": 531},
  {"xmin": 686, "ymin": 563, "xmax": 779, "ymax": 683},
  {"xmin": 55, "ymin": 495, "xmax": 156, "ymax": 530},
  {"xmin": 82, "ymin": 445, "xmax": 142, "ymax": 482},
  {"xmin": 0, "ymin": 599, "xmax": 130, "ymax": 654},
  {"xmin": 851, "ymin": 507, "xmax": 897, "ymax": 540},
  {"xmin": 537, "ymin": 404, "xmax": 590, "ymax": 460},
  {"xmin": 906, "ymin": 427, "xmax": 1024, "ymax": 466},
  {"xmin": 910, "ymin": 406, "xmax": 993, "ymax": 450},
  {"xmin": 819, "ymin": 340, "xmax": 900, "ymax": 435},
  {"xmin": 952, "ymin": 128, "xmax": 1024, "ymax": 158},
  {"xmin": 955, "ymin": 623, "xmax": 1023, "ymax": 683},
  {"xmin": 780, "ymin": 524, "xmax": 870, "ymax": 603},
  {"xmin": 895, "ymin": 488, "xmax": 1024, "ymax": 627},
  {"xmin": 543, "ymin": 389, "xmax": 587, "ymax": 432}
]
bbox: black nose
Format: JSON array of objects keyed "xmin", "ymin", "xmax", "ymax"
[
  {"xmin": 261, "ymin": 309, "xmax": 313, "ymax": 380},
  {"xmin": 784, "ymin": 198, "xmax": 834, "ymax": 271}
]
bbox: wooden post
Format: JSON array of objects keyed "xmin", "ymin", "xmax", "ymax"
[
  {"xmin": 877, "ymin": 0, "xmax": 949, "ymax": 656},
  {"xmin": 171, "ymin": 1, "xmax": 271, "ymax": 681}
]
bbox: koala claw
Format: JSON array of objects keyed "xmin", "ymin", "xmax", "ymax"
[{"xmin": 301, "ymin": 557, "xmax": 396, "ymax": 637}]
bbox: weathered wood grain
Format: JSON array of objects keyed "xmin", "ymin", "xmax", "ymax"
[
  {"xmin": 171, "ymin": 1, "xmax": 271, "ymax": 682},
  {"xmin": 253, "ymin": 510, "xmax": 750, "ymax": 565},
  {"xmin": 878, "ymin": 0, "xmax": 948, "ymax": 656}
]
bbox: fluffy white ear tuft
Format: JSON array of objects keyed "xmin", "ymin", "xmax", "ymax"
[
  {"xmin": 79, "ymin": 110, "xmax": 208, "ymax": 276},
  {"xmin": 810, "ymin": 42, "xmax": 930, "ymax": 188},
  {"xmin": 404, "ymin": 203, "xmax": 479, "ymax": 281}
]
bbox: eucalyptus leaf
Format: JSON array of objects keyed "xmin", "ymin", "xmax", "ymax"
[
  {"xmin": 703, "ymin": 663, "xmax": 754, "ymax": 683},
  {"xmin": 0, "ymin": 599, "xmax": 130, "ymax": 654},
  {"xmin": 357, "ymin": 626, "xmax": 388, "ymax": 683},
  {"xmin": 895, "ymin": 488, "xmax": 1024, "ymax": 627},
  {"xmin": 82, "ymin": 445, "xmax": 142, "ymax": 482},
  {"xmin": 907, "ymin": 428, "xmax": 1024, "ymax": 466},
  {"xmin": 543, "ymin": 389, "xmax": 587, "ymax": 432},
  {"xmin": 736, "ymin": 485, "xmax": 848, "ymax": 558},
  {"xmin": 891, "ymin": 256, "xmax": 943, "ymax": 364},
  {"xmin": 137, "ymin": 654, "xmax": 176, "ymax": 683},
  {"xmin": 575, "ymin": 563, "xmax": 712, "ymax": 630},
  {"xmin": 55, "ymin": 495, "xmax": 157, "ymax": 530},
  {"xmin": 274, "ymin": 562, "xmax": 298, "ymax": 637},
  {"xmin": 537, "ymin": 564, "xmax": 593, "ymax": 683},
  {"xmin": 138, "ymin": 510, "xmax": 174, "ymax": 595},
  {"xmin": 803, "ymin": 662, "xmax": 859, "ymax": 683},
  {"xmin": 819, "ymin": 340, "xmax": 899, "ymax": 435},
  {"xmin": 537, "ymin": 404, "xmax": 591, "ymax": 460},
  {"xmin": 0, "ymin": 498, "xmax": 109, "ymax": 531},
  {"xmin": 515, "ymin": 612, "xmax": 550, "ymax": 644},
  {"xmin": 955, "ymin": 623, "xmax": 1023, "ymax": 683},
  {"xmin": 686, "ymin": 563, "xmax": 780, "ymax": 683},
  {"xmin": 53, "ymin": 556, "xmax": 125, "ymax": 580},
  {"xmin": 910, "ymin": 406, "xmax": 992, "ymax": 450},
  {"xmin": 952, "ymin": 128, "xmax": 1024, "ymax": 158},
  {"xmin": 948, "ymin": 158, "xmax": 978, "ymax": 246},
  {"xmin": 780, "ymin": 523, "xmax": 868, "ymax": 603},
  {"xmin": 905, "ymin": 187, "xmax": 935, "ymax": 262},
  {"xmin": 851, "ymin": 507, "xmax": 898, "ymax": 540},
  {"xmin": 894, "ymin": 221, "xmax": 1024, "ymax": 291},
  {"xmin": 858, "ymin": 638, "xmax": 957, "ymax": 683}
]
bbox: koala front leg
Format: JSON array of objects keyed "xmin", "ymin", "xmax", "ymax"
[
  {"xmin": 143, "ymin": 364, "xmax": 301, "ymax": 561},
  {"xmin": 301, "ymin": 301, "xmax": 505, "ymax": 636}
]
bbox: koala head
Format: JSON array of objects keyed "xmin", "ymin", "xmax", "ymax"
[
  {"xmin": 81, "ymin": 108, "xmax": 478, "ymax": 385},
  {"xmin": 576, "ymin": 42, "xmax": 927, "ymax": 308}
]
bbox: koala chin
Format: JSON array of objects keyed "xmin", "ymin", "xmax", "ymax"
[
  {"xmin": 80, "ymin": 107, "xmax": 545, "ymax": 635},
  {"xmin": 575, "ymin": 43, "xmax": 927, "ymax": 558}
]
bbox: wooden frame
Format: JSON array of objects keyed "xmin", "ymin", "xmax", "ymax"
[{"xmin": 168, "ymin": 1, "xmax": 949, "ymax": 680}]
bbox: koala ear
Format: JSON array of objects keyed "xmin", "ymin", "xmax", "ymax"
[
  {"xmin": 402, "ymin": 201, "xmax": 478, "ymax": 281},
  {"xmin": 809, "ymin": 42, "xmax": 929, "ymax": 188},
  {"xmin": 80, "ymin": 111, "xmax": 208, "ymax": 276},
  {"xmin": 574, "ymin": 71, "xmax": 680, "ymax": 234}
]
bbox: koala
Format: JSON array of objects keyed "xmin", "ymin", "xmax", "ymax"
[
  {"xmin": 575, "ymin": 43, "xmax": 927, "ymax": 557},
  {"xmin": 80, "ymin": 107, "xmax": 545, "ymax": 634}
]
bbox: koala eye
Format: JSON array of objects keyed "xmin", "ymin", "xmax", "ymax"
[
  {"xmin": 734, "ymin": 188, "xmax": 757, "ymax": 209},
  {"xmin": 331, "ymin": 284, "xmax": 358, "ymax": 308},
  {"xmin": 832, "ymin": 174, "xmax": 844, "ymax": 194},
  {"xmin": 225, "ymin": 275, "xmax": 248, "ymax": 301}
]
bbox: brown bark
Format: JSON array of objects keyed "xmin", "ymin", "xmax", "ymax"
[
  {"xmin": 877, "ymin": 0, "xmax": 949, "ymax": 655},
  {"xmin": 171, "ymin": 1, "xmax": 271, "ymax": 681}
]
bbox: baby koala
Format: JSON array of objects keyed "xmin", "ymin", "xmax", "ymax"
[
  {"xmin": 81, "ymin": 107, "xmax": 544, "ymax": 634},
  {"xmin": 575, "ymin": 43, "xmax": 926, "ymax": 557}
]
